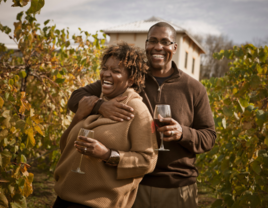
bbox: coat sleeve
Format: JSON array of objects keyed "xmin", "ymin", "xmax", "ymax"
[
  {"xmin": 179, "ymin": 89, "xmax": 217, "ymax": 154},
  {"xmin": 67, "ymin": 80, "xmax": 103, "ymax": 113},
  {"xmin": 116, "ymin": 99, "xmax": 158, "ymax": 180}
]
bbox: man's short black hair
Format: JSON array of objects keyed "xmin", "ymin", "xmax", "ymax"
[{"xmin": 147, "ymin": 22, "xmax": 177, "ymax": 41}]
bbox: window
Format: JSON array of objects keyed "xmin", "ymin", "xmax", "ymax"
[
  {"xmin": 192, "ymin": 58, "xmax": 195, "ymax": 74},
  {"xmin": 185, "ymin": 52, "xmax": 188, "ymax": 69}
]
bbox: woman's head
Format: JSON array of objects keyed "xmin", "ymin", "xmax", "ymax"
[{"xmin": 100, "ymin": 42, "xmax": 148, "ymax": 99}]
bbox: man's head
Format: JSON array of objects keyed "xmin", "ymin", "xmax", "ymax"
[{"xmin": 145, "ymin": 22, "xmax": 177, "ymax": 73}]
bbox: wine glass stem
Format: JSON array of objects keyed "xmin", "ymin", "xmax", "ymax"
[
  {"xmin": 77, "ymin": 154, "xmax": 83, "ymax": 170},
  {"xmin": 160, "ymin": 132, "xmax": 165, "ymax": 149}
]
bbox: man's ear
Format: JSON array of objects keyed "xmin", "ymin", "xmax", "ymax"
[{"xmin": 173, "ymin": 43, "xmax": 178, "ymax": 54}]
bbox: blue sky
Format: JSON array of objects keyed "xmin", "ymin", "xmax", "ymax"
[{"xmin": 0, "ymin": 0, "xmax": 267, "ymax": 45}]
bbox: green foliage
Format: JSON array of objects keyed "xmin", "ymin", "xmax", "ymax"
[
  {"xmin": 0, "ymin": 1, "xmax": 104, "ymax": 206},
  {"xmin": 197, "ymin": 44, "xmax": 268, "ymax": 208}
]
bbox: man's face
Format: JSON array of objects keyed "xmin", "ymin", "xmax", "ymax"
[{"xmin": 145, "ymin": 26, "xmax": 177, "ymax": 71}]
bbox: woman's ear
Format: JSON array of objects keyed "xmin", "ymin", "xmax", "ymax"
[{"xmin": 128, "ymin": 77, "xmax": 134, "ymax": 87}]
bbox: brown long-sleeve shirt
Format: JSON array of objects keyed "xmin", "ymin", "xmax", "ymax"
[
  {"xmin": 55, "ymin": 89, "xmax": 158, "ymax": 207},
  {"xmin": 68, "ymin": 62, "xmax": 216, "ymax": 188}
]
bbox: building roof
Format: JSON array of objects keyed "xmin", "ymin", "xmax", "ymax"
[
  {"xmin": 103, "ymin": 16, "xmax": 185, "ymax": 33},
  {"xmin": 102, "ymin": 16, "xmax": 205, "ymax": 53}
]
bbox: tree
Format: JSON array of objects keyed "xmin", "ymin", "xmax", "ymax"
[
  {"xmin": 197, "ymin": 44, "xmax": 268, "ymax": 207},
  {"xmin": 0, "ymin": 0, "xmax": 104, "ymax": 206},
  {"xmin": 193, "ymin": 34, "xmax": 234, "ymax": 80}
]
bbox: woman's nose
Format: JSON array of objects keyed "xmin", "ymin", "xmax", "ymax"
[{"xmin": 103, "ymin": 70, "xmax": 111, "ymax": 77}]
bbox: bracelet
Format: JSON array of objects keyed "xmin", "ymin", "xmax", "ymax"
[{"xmin": 103, "ymin": 150, "xmax": 120, "ymax": 166}]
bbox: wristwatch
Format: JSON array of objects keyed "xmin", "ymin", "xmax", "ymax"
[{"xmin": 103, "ymin": 150, "xmax": 120, "ymax": 166}]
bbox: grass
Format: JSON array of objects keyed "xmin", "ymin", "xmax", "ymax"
[{"xmin": 27, "ymin": 169, "xmax": 216, "ymax": 208}]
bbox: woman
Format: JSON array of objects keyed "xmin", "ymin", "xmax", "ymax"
[{"xmin": 53, "ymin": 42, "xmax": 158, "ymax": 208}]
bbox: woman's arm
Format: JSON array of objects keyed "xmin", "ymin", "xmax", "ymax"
[{"xmin": 60, "ymin": 96, "xmax": 99, "ymax": 152}]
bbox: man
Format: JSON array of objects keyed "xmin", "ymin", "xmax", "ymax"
[{"xmin": 67, "ymin": 22, "xmax": 216, "ymax": 208}]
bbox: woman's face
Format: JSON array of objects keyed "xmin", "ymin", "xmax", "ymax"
[{"xmin": 100, "ymin": 56, "xmax": 133, "ymax": 99}]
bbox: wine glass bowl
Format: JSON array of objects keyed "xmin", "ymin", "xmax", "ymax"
[{"xmin": 154, "ymin": 105, "xmax": 171, "ymax": 151}]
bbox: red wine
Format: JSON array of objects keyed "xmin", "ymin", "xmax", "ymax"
[{"xmin": 154, "ymin": 119, "xmax": 169, "ymax": 128}]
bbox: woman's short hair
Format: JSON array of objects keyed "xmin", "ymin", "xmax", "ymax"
[{"xmin": 101, "ymin": 42, "xmax": 148, "ymax": 93}]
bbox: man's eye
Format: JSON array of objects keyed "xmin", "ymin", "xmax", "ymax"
[
  {"xmin": 149, "ymin": 40, "xmax": 157, "ymax": 44},
  {"xmin": 161, "ymin": 41, "xmax": 169, "ymax": 45}
]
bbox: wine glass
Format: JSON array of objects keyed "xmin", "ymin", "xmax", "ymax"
[
  {"xmin": 154, "ymin": 105, "xmax": 171, "ymax": 151},
  {"xmin": 71, "ymin": 128, "xmax": 94, "ymax": 174}
]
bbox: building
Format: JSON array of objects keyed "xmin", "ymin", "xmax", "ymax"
[{"xmin": 102, "ymin": 16, "xmax": 205, "ymax": 80}]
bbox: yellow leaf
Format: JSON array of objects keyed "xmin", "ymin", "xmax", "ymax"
[
  {"xmin": 23, "ymin": 179, "xmax": 33, "ymax": 197},
  {"xmin": 24, "ymin": 102, "xmax": 31, "ymax": 111},
  {"xmin": 30, "ymin": 108, "xmax": 35, "ymax": 117},
  {"xmin": 0, "ymin": 96, "xmax": 4, "ymax": 109},
  {"xmin": 31, "ymin": 115, "xmax": 43, "ymax": 124},
  {"xmin": 34, "ymin": 125, "xmax": 44, "ymax": 136},
  {"xmin": 25, "ymin": 128, "xmax": 35, "ymax": 146},
  {"xmin": 20, "ymin": 91, "xmax": 26, "ymax": 99},
  {"xmin": 19, "ymin": 104, "xmax": 26, "ymax": 114}
]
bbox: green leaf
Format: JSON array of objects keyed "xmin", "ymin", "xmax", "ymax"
[
  {"xmin": 26, "ymin": 0, "xmax": 44, "ymax": 14},
  {"xmin": 250, "ymin": 75, "xmax": 261, "ymax": 89},
  {"xmin": 1, "ymin": 149, "xmax": 12, "ymax": 158},
  {"xmin": 20, "ymin": 154, "xmax": 27, "ymax": 163},
  {"xmin": 239, "ymin": 97, "xmax": 249, "ymax": 108},
  {"xmin": 211, "ymin": 199, "xmax": 223, "ymax": 208},
  {"xmin": 16, "ymin": 120, "xmax": 25, "ymax": 131},
  {"xmin": 250, "ymin": 160, "xmax": 261, "ymax": 175},
  {"xmin": 19, "ymin": 70, "xmax": 27, "ymax": 78},
  {"xmin": 55, "ymin": 78, "xmax": 65, "ymax": 83},
  {"xmin": 9, "ymin": 79, "xmax": 14, "ymax": 85},
  {"xmin": 44, "ymin": 19, "xmax": 50, "ymax": 25},
  {"xmin": 16, "ymin": 11, "xmax": 24, "ymax": 21},
  {"xmin": 222, "ymin": 106, "xmax": 233, "ymax": 117}
]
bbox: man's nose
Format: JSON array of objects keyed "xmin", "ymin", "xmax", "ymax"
[{"xmin": 154, "ymin": 41, "xmax": 164, "ymax": 50}]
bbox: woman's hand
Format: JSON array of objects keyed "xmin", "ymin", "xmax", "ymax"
[
  {"xmin": 75, "ymin": 96, "xmax": 100, "ymax": 119},
  {"xmin": 74, "ymin": 136, "xmax": 111, "ymax": 160}
]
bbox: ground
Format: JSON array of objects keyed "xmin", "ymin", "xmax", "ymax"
[{"xmin": 27, "ymin": 169, "xmax": 216, "ymax": 208}]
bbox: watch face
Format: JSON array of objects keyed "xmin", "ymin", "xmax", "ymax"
[{"xmin": 105, "ymin": 150, "xmax": 120, "ymax": 166}]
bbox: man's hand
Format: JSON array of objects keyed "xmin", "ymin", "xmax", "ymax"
[
  {"xmin": 157, "ymin": 115, "xmax": 183, "ymax": 141},
  {"xmin": 75, "ymin": 136, "xmax": 111, "ymax": 160},
  {"xmin": 98, "ymin": 96, "xmax": 134, "ymax": 122},
  {"xmin": 75, "ymin": 96, "xmax": 100, "ymax": 119}
]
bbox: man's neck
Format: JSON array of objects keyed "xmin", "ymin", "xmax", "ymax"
[{"xmin": 151, "ymin": 64, "xmax": 174, "ymax": 78}]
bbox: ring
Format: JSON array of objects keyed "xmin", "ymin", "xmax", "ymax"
[
  {"xmin": 171, "ymin": 131, "xmax": 174, "ymax": 136},
  {"xmin": 84, "ymin": 147, "xmax": 87, "ymax": 153}
]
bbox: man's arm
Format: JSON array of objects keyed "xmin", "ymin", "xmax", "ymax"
[
  {"xmin": 68, "ymin": 80, "xmax": 103, "ymax": 113},
  {"xmin": 158, "ymin": 90, "xmax": 216, "ymax": 154},
  {"xmin": 67, "ymin": 80, "xmax": 135, "ymax": 121}
]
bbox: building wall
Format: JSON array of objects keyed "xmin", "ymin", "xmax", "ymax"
[
  {"xmin": 179, "ymin": 35, "xmax": 200, "ymax": 80},
  {"xmin": 107, "ymin": 33, "xmax": 200, "ymax": 80}
]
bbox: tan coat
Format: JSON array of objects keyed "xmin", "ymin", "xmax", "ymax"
[{"xmin": 54, "ymin": 88, "xmax": 158, "ymax": 208}]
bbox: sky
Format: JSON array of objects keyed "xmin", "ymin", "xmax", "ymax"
[{"xmin": 0, "ymin": 0, "xmax": 268, "ymax": 46}]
